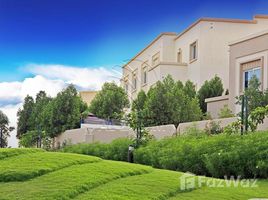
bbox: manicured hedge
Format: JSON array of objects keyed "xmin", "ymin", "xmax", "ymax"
[
  {"xmin": 134, "ymin": 132, "xmax": 268, "ymax": 179},
  {"xmin": 62, "ymin": 138, "xmax": 133, "ymax": 162}
]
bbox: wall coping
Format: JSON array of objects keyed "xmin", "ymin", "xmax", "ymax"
[
  {"xmin": 205, "ymin": 95, "xmax": 229, "ymax": 103},
  {"xmin": 229, "ymin": 29, "xmax": 268, "ymax": 46}
]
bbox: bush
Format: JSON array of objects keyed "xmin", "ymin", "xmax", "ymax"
[
  {"xmin": 205, "ymin": 120, "xmax": 223, "ymax": 135},
  {"xmin": 134, "ymin": 132, "xmax": 268, "ymax": 179},
  {"xmin": 198, "ymin": 75, "xmax": 224, "ymax": 113},
  {"xmin": 218, "ymin": 104, "xmax": 234, "ymax": 118},
  {"xmin": 62, "ymin": 138, "xmax": 133, "ymax": 162}
]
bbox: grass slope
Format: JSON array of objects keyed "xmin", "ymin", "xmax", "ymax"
[
  {"xmin": 0, "ymin": 148, "xmax": 44, "ymax": 160},
  {"xmin": 0, "ymin": 149, "xmax": 267, "ymax": 200},
  {"xmin": 0, "ymin": 152, "xmax": 101, "ymax": 182}
]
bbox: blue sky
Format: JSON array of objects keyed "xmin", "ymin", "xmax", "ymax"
[{"xmin": 0, "ymin": 0, "xmax": 268, "ymax": 81}]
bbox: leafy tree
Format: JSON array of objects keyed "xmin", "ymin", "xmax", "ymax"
[
  {"xmin": 143, "ymin": 75, "xmax": 202, "ymax": 127},
  {"xmin": 41, "ymin": 85, "xmax": 87, "ymax": 138},
  {"xmin": 183, "ymin": 80, "xmax": 196, "ymax": 99},
  {"xmin": 198, "ymin": 75, "xmax": 224, "ymax": 113},
  {"xmin": 129, "ymin": 90, "xmax": 148, "ymax": 129},
  {"xmin": 0, "ymin": 110, "xmax": 14, "ymax": 148},
  {"xmin": 89, "ymin": 82, "xmax": 129, "ymax": 120},
  {"xmin": 31, "ymin": 91, "xmax": 52, "ymax": 130},
  {"xmin": 17, "ymin": 95, "xmax": 35, "ymax": 138}
]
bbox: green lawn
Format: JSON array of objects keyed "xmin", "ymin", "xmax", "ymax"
[
  {"xmin": 0, "ymin": 149, "xmax": 267, "ymax": 200},
  {"xmin": 0, "ymin": 148, "xmax": 44, "ymax": 160}
]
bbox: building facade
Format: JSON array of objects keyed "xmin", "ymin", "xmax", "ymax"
[
  {"xmin": 79, "ymin": 91, "xmax": 98, "ymax": 106},
  {"xmin": 121, "ymin": 15, "xmax": 268, "ymax": 103},
  {"xmin": 228, "ymin": 29, "xmax": 268, "ymax": 114}
]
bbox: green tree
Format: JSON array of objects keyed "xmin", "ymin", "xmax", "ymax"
[
  {"xmin": 41, "ymin": 85, "xmax": 87, "ymax": 138},
  {"xmin": 198, "ymin": 75, "xmax": 224, "ymax": 113},
  {"xmin": 17, "ymin": 95, "xmax": 35, "ymax": 138},
  {"xmin": 144, "ymin": 75, "xmax": 202, "ymax": 127},
  {"xmin": 183, "ymin": 80, "xmax": 196, "ymax": 99},
  {"xmin": 31, "ymin": 91, "xmax": 52, "ymax": 131},
  {"xmin": 237, "ymin": 75, "xmax": 268, "ymax": 113},
  {"xmin": 128, "ymin": 90, "xmax": 148, "ymax": 130},
  {"xmin": 0, "ymin": 110, "xmax": 14, "ymax": 148},
  {"xmin": 89, "ymin": 82, "xmax": 129, "ymax": 120}
]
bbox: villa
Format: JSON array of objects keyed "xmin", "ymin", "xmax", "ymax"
[{"xmin": 121, "ymin": 15, "xmax": 268, "ymax": 117}]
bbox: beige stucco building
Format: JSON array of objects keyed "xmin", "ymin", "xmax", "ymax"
[
  {"xmin": 79, "ymin": 91, "xmax": 98, "ymax": 106},
  {"xmin": 228, "ymin": 29, "xmax": 268, "ymax": 114},
  {"xmin": 122, "ymin": 15, "xmax": 268, "ymax": 103}
]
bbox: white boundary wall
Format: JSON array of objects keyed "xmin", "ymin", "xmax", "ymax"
[
  {"xmin": 55, "ymin": 118, "xmax": 268, "ymax": 147},
  {"xmin": 55, "ymin": 124, "xmax": 176, "ymax": 147}
]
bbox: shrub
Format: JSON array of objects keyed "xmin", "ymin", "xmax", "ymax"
[
  {"xmin": 205, "ymin": 120, "xmax": 223, "ymax": 135},
  {"xmin": 62, "ymin": 138, "xmax": 133, "ymax": 162},
  {"xmin": 181, "ymin": 123, "xmax": 206, "ymax": 137},
  {"xmin": 218, "ymin": 104, "xmax": 234, "ymax": 118},
  {"xmin": 198, "ymin": 75, "xmax": 224, "ymax": 113},
  {"xmin": 134, "ymin": 132, "xmax": 268, "ymax": 179}
]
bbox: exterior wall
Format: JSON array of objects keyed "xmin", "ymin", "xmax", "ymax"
[
  {"xmin": 174, "ymin": 19, "xmax": 268, "ymax": 90},
  {"xmin": 198, "ymin": 20, "xmax": 268, "ymax": 90},
  {"xmin": 177, "ymin": 117, "xmax": 237, "ymax": 134},
  {"xmin": 174, "ymin": 23, "xmax": 201, "ymax": 88},
  {"xmin": 55, "ymin": 125, "xmax": 135, "ymax": 147},
  {"xmin": 55, "ymin": 124, "xmax": 177, "ymax": 146},
  {"xmin": 122, "ymin": 33, "xmax": 177, "ymax": 101},
  {"xmin": 159, "ymin": 63, "xmax": 188, "ymax": 83},
  {"xmin": 122, "ymin": 16, "xmax": 268, "ymax": 102},
  {"xmin": 229, "ymin": 32, "xmax": 268, "ymax": 114},
  {"xmin": 79, "ymin": 91, "xmax": 98, "ymax": 106},
  {"xmin": 55, "ymin": 128, "xmax": 89, "ymax": 146},
  {"xmin": 205, "ymin": 95, "xmax": 229, "ymax": 119},
  {"xmin": 177, "ymin": 116, "xmax": 268, "ymax": 134},
  {"xmin": 146, "ymin": 124, "xmax": 176, "ymax": 139}
]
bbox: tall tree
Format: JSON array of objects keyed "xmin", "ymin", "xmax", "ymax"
[
  {"xmin": 17, "ymin": 95, "xmax": 35, "ymax": 138},
  {"xmin": 41, "ymin": 85, "xmax": 87, "ymax": 138},
  {"xmin": 144, "ymin": 75, "xmax": 202, "ymax": 127},
  {"xmin": 31, "ymin": 91, "xmax": 52, "ymax": 130},
  {"xmin": 128, "ymin": 90, "xmax": 148, "ymax": 130},
  {"xmin": 198, "ymin": 75, "xmax": 224, "ymax": 113},
  {"xmin": 0, "ymin": 110, "xmax": 14, "ymax": 148},
  {"xmin": 89, "ymin": 82, "xmax": 129, "ymax": 120}
]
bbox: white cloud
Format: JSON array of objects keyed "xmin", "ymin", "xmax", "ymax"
[
  {"xmin": 0, "ymin": 104, "xmax": 21, "ymax": 147},
  {"xmin": 0, "ymin": 75, "xmax": 67, "ymax": 147},
  {"xmin": 0, "ymin": 64, "xmax": 120, "ymax": 147},
  {"xmin": 26, "ymin": 64, "xmax": 121, "ymax": 90}
]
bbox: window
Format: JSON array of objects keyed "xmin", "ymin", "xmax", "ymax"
[
  {"xmin": 240, "ymin": 59, "xmax": 262, "ymax": 91},
  {"xmin": 243, "ymin": 67, "xmax": 261, "ymax": 89},
  {"xmin": 190, "ymin": 41, "xmax": 197, "ymax": 61},
  {"xmin": 177, "ymin": 49, "xmax": 182, "ymax": 63},
  {"xmin": 132, "ymin": 75, "xmax": 137, "ymax": 91},
  {"xmin": 143, "ymin": 69, "xmax": 147, "ymax": 84},
  {"xmin": 124, "ymin": 82, "xmax": 128, "ymax": 93},
  {"xmin": 152, "ymin": 52, "xmax": 160, "ymax": 66}
]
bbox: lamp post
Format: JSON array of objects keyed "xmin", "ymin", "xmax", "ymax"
[
  {"xmin": 241, "ymin": 94, "xmax": 249, "ymax": 135},
  {"xmin": 241, "ymin": 95, "xmax": 244, "ymax": 135}
]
